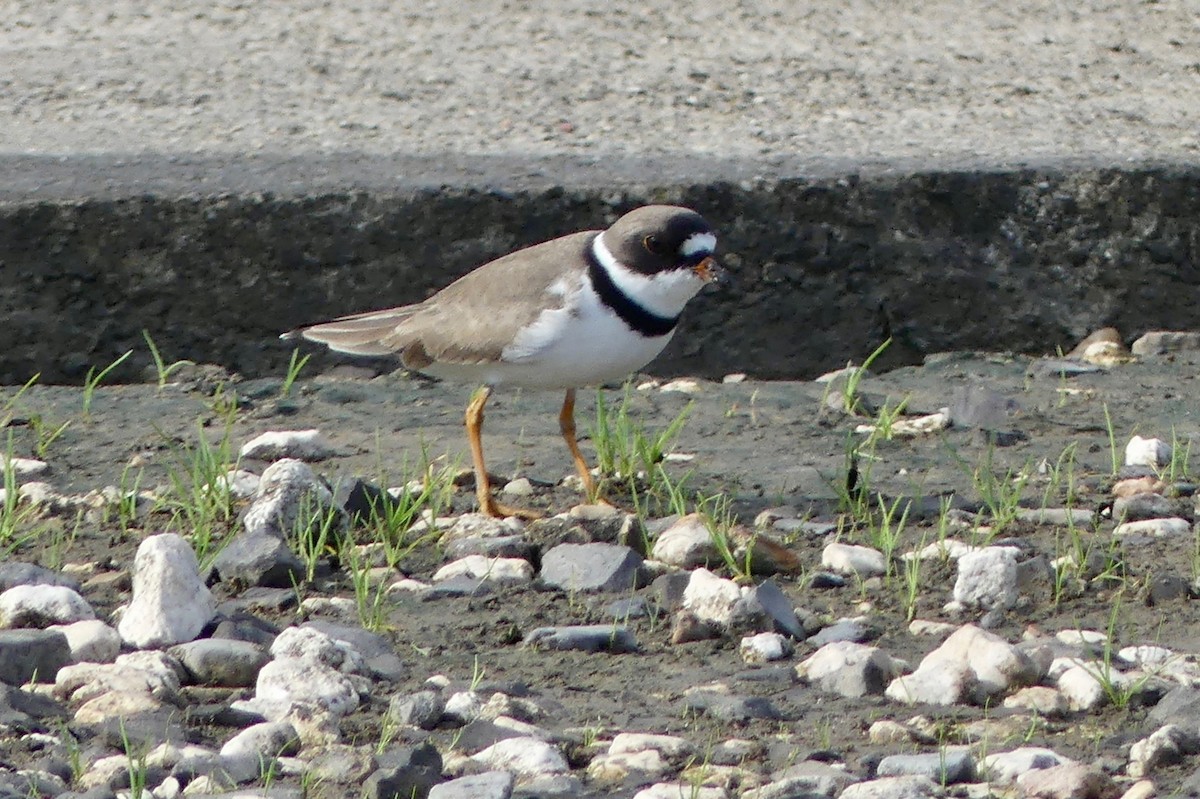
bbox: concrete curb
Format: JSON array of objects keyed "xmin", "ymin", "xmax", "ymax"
[{"xmin": 3, "ymin": 155, "xmax": 1198, "ymax": 385}]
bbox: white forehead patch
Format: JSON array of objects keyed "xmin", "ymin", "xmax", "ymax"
[{"xmin": 679, "ymin": 232, "xmax": 717, "ymax": 258}]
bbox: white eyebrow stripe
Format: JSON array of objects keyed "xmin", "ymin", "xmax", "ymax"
[{"xmin": 680, "ymin": 232, "xmax": 717, "ymax": 257}]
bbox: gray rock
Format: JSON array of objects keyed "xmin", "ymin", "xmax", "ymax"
[
  {"xmin": 523, "ymin": 625, "xmax": 638, "ymax": 653},
  {"xmin": 1132, "ymin": 331, "xmax": 1200, "ymax": 355},
  {"xmin": 605, "ymin": 597, "xmax": 651, "ymax": 620},
  {"xmin": 429, "ymin": 771, "xmax": 514, "ymax": 799},
  {"xmin": 981, "ymin": 747, "xmax": 1071, "ymax": 785},
  {"xmin": 0, "ymin": 562, "xmax": 81, "ymax": 593},
  {"xmin": 444, "ymin": 534, "xmax": 535, "ymax": 561},
  {"xmin": 219, "ymin": 721, "xmax": 300, "ymax": 782},
  {"xmin": 452, "ymin": 719, "xmax": 527, "ymax": 755},
  {"xmin": 118, "ymin": 533, "xmax": 216, "ymax": 649},
  {"xmin": 0, "ymin": 629, "xmax": 72, "ymax": 685},
  {"xmin": 169, "ymin": 639, "xmax": 269, "ymax": 687},
  {"xmin": 366, "ymin": 743, "xmax": 442, "ymax": 799},
  {"xmin": 1151, "ymin": 686, "xmax": 1200, "ymax": 728},
  {"xmin": 877, "ymin": 748, "xmax": 974, "ymax": 784},
  {"xmin": 650, "ymin": 572, "xmax": 691, "ymax": 611},
  {"xmin": 539, "ymin": 543, "xmax": 646, "ymax": 592},
  {"xmin": 761, "ymin": 761, "xmax": 856, "ymax": 798},
  {"xmin": 425, "ymin": 575, "xmax": 493, "ymax": 598},
  {"xmin": 684, "ymin": 692, "xmax": 783, "ymax": 722},
  {"xmin": 0, "ymin": 682, "xmax": 68, "ymax": 724},
  {"xmin": 239, "ymin": 429, "xmax": 334, "ymax": 461},
  {"xmin": 387, "ymin": 690, "xmax": 445, "ymax": 730},
  {"xmin": 1030, "ymin": 358, "xmax": 1104, "ymax": 378},
  {"xmin": 212, "ymin": 611, "xmax": 281, "ymax": 648},
  {"xmin": 947, "ymin": 383, "xmax": 1019, "ymax": 431},
  {"xmin": 809, "ymin": 618, "xmax": 877, "ymax": 647},
  {"xmin": 304, "ymin": 743, "xmax": 378, "ymax": 785},
  {"xmin": 840, "ymin": 775, "xmax": 943, "ymax": 799},
  {"xmin": 798, "ymin": 641, "xmax": 901, "ymax": 698},
  {"xmin": 213, "ymin": 527, "xmax": 305, "ymax": 588},
  {"xmin": 1113, "ymin": 493, "xmax": 1190, "ymax": 522},
  {"xmin": 1012, "ymin": 507, "xmax": 1095, "ymax": 529},
  {"xmin": 0, "ymin": 584, "xmax": 95, "ymax": 628},
  {"xmin": 230, "ymin": 459, "xmax": 346, "ymax": 579},
  {"xmin": 750, "ymin": 579, "xmax": 807, "ymax": 639},
  {"xmin": 304, "ymin": 620, "xmax": 405, "ymax": 682},
  {"xmin": 96, "ymin": 706, "xmax": 188, "ymax": 750}
]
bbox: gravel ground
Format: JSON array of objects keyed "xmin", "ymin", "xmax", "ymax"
[
  {"xmin": 5, "ymin": 340, "xmax": 1200, "ymax": 796},
  {"xmin": 4, "ymin": 0, "xmax": 1197, "ymax": 166}
]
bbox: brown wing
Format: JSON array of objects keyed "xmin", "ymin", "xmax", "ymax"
[{"xmin": 284, "ymin": 231, "xmax": 596, "ymax": 367}]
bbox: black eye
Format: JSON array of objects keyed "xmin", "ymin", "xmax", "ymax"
[{"xmin": 643, "ymin": 235, "xmax": 667, "ymax": 255}]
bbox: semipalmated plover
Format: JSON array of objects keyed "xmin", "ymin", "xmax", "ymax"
[{"xmin": 283, "ymin": 205, "xmax": 724, "ymax": 518}]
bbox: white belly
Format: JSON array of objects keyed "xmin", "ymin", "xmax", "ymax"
[{"xmin": 424, "ymin": 280, "xmax": 676, "ymax": 389}]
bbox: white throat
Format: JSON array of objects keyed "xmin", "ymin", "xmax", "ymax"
[{"xmin": 592, "ymin": 234, "xmax": 706, "ymax": 319}]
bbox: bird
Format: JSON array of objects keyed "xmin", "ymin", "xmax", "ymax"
[{"xmin": 282, "ymin": 205, "xmax": 724, "ymax": 518}]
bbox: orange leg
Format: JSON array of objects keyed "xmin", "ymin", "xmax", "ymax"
[
  {"xmin": 559, "ymin": 388, "xmax": 605, "ymax": 503},
  {"xmin": 465, "ymin": 386, "xmax": 541, "ymax": 519}
]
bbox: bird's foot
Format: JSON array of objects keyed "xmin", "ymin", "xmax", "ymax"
[{"xmin": 479, "ymin": 496, "xmax": 545, "ymax": 520}]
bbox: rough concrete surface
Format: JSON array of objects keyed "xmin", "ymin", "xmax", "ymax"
[{"xmin": 1, "ymin": 1, "xmax": 1198, "ymax": 384}]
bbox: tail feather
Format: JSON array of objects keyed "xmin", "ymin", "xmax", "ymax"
[{"xmin": 281, "ymin": 306, "xmax": 417, "ymax": 357}]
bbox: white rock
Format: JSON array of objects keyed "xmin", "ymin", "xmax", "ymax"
[
  {"xmin": 1114, "ymin": 517, "xmax": 1191, "ymax": 537},
  {"xmin": 47, "ymin": 619, "xmax": 121, "ymax": 663},
  {"xmin": 650, "ymin": 514, "xmax": 717, "ymax": 568},
  {"xmin": 739, "ymin": 632, "xmax": 794, "ymax": 663},
  {"xmin": 54, "ymin": 651, "xmax": 182, "ymax": 704},
  {"xmin": 925, "ymin": 625, "xmax": 1041, "ymax": 698},
  {"xmin": 839, "ymin": 775, "xmax": 943, "ymax": 798},
  {"xmin": 441, "ymin": 513, "xmax": 525, "ymax": 541},
  {"xmin": 905, "ymin": 538, "xmax": 978, "ymax": 562},
  {"xmin": 1119, "ymin": 645, "xmax": 1175, "ymax": 668},
  {"xmin": 74, "ymin": 690, "xmax": 164, "ymax": 723},
  {"xmin": 0, "ymin": 457, "xmax": 49, "ymax": 478},
  {"xmin": 1121, "ymin": 780, "xmax": 1156, "ymax": 799},
  {"xmin": 220, "ymin": 720, "xmax": 299, "ymax": 763},
  {"xmin": 118, "ymin": 533, "xmax": 215, "ymax": 649},
  {"xmin": 1054, "ymin": 629, "xmax": 1107, "ymax": 646},
  {"xmin": 0, "ymin": 584, "xmax": 95, "ymax": 628},
  {"xmin": 443, "ymin": 690, "xmax": 485, "ymax": 723},
  {"xmin": 659, "ymin": 378, "xmax": 701, "ymax": 394},
  {"xmin": 387, "ymin": 578, "xmax": 432, "ymax": 594},
  {"xmin": 253, "ymin": 658, "xmax": 359, "ymax": 720},
  {"xmin": 952, "ymin": 547, "xmax": 1019, "ymax": 610},
  {"xmin": 218, "ymin": 468, "xmax": 261, "ymax": 498},
  {"xmin": 1056, "ymin": 663, "xmax": 1112, "ymax": 711},
  {"xmin": 908, "ymin": 619, "xmax": 956, "ymax": 637},
  {"xmin": 855, "ymin": 411, "xmax": 949, "ymax": 437},
  {"xmin": 270, "ymin": 626, "xmax": 357, "ymax": 670},
  {"xmin": 981, "ymin": 747, "xmax": 1073, "ymax": 785},
  {"xmin": 1002, "ymin": 686, "xmax": 1070, "ymax": 716},
  {"xmin": 822, "ymin": 543, "xmax": 886, "ymax": 577},
  {"xmin": 886, "ymin": 659, "xmax": 976, "ymax": 706},
  {"xmin": 471, "ymin": 736, "xmax": 569, "ymax": 777},
  {"xmin": 633, "ymin": 784, "xmax": 728, "ymax": 799},
  {"xmin": 299, "ymin": 597, "xmax": 358, "ymax": 619},
  {"xmin": 502, "ymin": 477, "xmax": 534, "ymax": 497},
  {"xmin": 681, "ymin": 568, "xmax": 759, "ymax": 628},
  {"xmin": 239, "ymin": 429, "xmax": 334, "ymax": 461},
  {"xmin": 798, "ymin": 640, "xmax": 904, "ymax": 698},
  {"xmin": 588, "ymin": 749, "xmax": 670, "ymax": 783},
  {"xmin": 432, "ymin": 555, "xmax": 534, "ymax": 584},
  {"xmin": 1125, "ymin": 435, "xmax": 1171, "ymax": 468},
  {"xmin": 1128, "ymin": 723, "xmax": 1200, "ymax": 778},
  {"xmin": 608, "ymin": 733, "xmax": 695, "ymax": 760}
]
